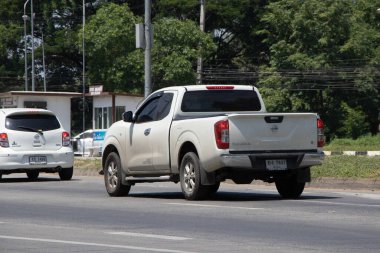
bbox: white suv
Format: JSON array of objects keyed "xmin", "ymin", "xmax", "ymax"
[{"xmin": 0, "ymin": 108, "xmax": 74, "ymax": 181}]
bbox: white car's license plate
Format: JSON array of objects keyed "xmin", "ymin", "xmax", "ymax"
[
  {"xmin": 265, "ymin": 159, "xmax": 287, "ymax": 170},
  {"xmin": 29, "ymin": 156, "xmax": 47, "ymax": 165}
]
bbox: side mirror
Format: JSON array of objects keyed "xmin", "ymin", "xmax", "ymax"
[{"xmin": 123, "ymin": 111, "xmax": 134, "ymax": 122}]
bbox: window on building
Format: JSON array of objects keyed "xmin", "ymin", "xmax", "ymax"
[
  {"xmin": 115, "ymin": 106, "xmax": 125, "ymax": 122},
  {"xmin": 95, "ymin": 106, "xmax": 126, "ymax": 129},
  {"xmin": 103, "ymin": 107, "xmax": 111, "ymax": 129},
  {"xmin": 95, "ymin": 108, "xmax": 102, "ymax": 129},
  {"xmin": 24, "ymin": 101, "xmax": 47, "ymax": 109}
]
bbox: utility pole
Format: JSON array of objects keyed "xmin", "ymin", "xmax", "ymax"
[
  {"xmin": 82, "ymin": 0, "xmax": 86, "ymax": 156},
  {"xmin": 31, "ymin": 0, "xmax": 35, "ymax": 91},
  {"xmin": 196, "ymin": 0, "xmax": 205, "ymax": 85},
  {"xmin": 23, "ymin": 0, "xmax": 30, "ymax": 91},
  {"xmin": 144, "ymin": 0, "xmax": 152, "ymax": 97},
  {"xmin": 42, "ymin": 32, "xmax": 47, "ymax": 91}
]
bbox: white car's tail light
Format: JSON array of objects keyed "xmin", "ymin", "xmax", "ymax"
[
  {"xmin": 0, "ymin": 133, "xmax": 9, "ymax": 148},
  {"xmin": 317, "ymin": 118, "xmax": 325, "ymax": 147},
  {"xmin": 62, "ymin": 132, "xmax": 71, "ymax": 147},
  {"xmin": 214, "ymin": 120, "xmax": 229, "ymax": 149}
]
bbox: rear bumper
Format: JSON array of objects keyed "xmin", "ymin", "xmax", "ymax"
[
  {"xmin": 220, "ymin": 151, "xmax": 324, "ymax": 170},
  {"xmin": 0, "ymin": 148, "xmax": 74, "ymax": 171}
]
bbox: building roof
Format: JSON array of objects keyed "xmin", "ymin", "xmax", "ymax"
[
  {"xmin": 0, "ymin": 91, "xmax": 82, "ymax": 97},
  {"xmin": 86, "ymin": 92, "xmax": 143, "ymax": 98}
]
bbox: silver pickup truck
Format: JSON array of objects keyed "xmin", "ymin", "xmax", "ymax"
[{"xmin": 101, "ymin": 85, "xmax": 324, "ymax": 200}]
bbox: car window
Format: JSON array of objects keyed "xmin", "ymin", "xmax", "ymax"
[
  {"xmin": 156, "ymin": 93, "xmax": 174, "ymax": 120},
  {"xmin": 135, "ymin": 97, "xmax": 160, "ymax": 123},
  {"xmin": 181, "ymin": 90, "xmax": 261, "ymax": 112},
  {"xmin": 5, "ymin": 113, "xmax": 61, "ymax": 131},
  {"xmin": 83, "ymin": 132, "xmax": 93, "ymax": 139}
]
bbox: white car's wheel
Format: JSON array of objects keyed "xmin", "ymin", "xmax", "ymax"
[
  {"xmin": 180, "ymin": 152, "xmax": 209, "ymax": 200},
  {"xmin": 104, "ymin": 152, "xmax": 130, "ymax": 197},
  {"xmin": 59, "ymin": 167, "xmax": 73, "ymax": 181}
]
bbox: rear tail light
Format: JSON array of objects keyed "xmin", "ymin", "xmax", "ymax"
[
  {"xmin": 62, "ymin": 132, "xmax": 71, "ymax": 147},
  {"xmin": 214, "ymin": 120, "xmax": 229, "ymax": 149},
  {"xmin": 0, "ymin": 133, "xmax": 9, "ymax": 148},
  {"xmin": 317, "ymin": 118, "xmax": 325, "ymax": 147}
]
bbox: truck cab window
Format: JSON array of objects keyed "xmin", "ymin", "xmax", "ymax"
[
  {"xmin": 156, "ymin": 93, "xmax": 174, "ymax": 120},
  {"xmin": 136, "ymin": 97, "xmax": 160, "ymax": 123}
]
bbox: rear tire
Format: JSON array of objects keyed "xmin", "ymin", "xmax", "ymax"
[
  {"xmin": 26, "ymin": 170, "xmax": 39, "ymax": 180},
  {"xmin": 180, "ymin": 152, "xmax": 209, "ymax": 200},
  {"xmin": 59, "ymin": 167, "xmax": 73, "ymax": 181},
  {"xmin": 104, "ymin": 152, "xmax": 130, "ymax": 197},
  {"xmin": 275, "ymin": 175, "xmax": 305, "ymax": 199}
]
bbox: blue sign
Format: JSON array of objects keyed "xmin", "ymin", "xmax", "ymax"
[{"xmin": 93, "ymin": 131, "xmax": 106, "ymax": 141}]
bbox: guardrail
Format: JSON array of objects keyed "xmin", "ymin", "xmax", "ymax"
[{"xmin": 324, "ymin": 151, "xmax": 380, "ymax": 156}]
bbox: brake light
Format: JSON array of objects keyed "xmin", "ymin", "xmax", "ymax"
[
  {"xmin": 317, "ymin": 118, "xmax": 325, "ymax": 147},
  {"xmin": 0, "ymin": 133, "xmax": 9, "ymax": 148},
  {"xmin": 62, "ymin": 132, "xmax": 71, "ymax": 147},
  {"xmin": 214, "ymin": 120, "xmax": 229, "ymax": 149},
  {"xmin": 206, "ymin": 86, "xmax": 234, "ymax": 90}
]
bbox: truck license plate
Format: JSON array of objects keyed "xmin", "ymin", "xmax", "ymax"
[
  {"xmin": 29, "ymin": 156, "xmax": 47, "ymax": 165},
  {"xmin": 265, "ymin": 159, "xmax": 287, "ymax": 170}
]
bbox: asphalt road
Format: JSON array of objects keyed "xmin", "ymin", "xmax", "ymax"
[{"xmin": 0, "ymin": 174, "xmax": 379, "ymax": 253}]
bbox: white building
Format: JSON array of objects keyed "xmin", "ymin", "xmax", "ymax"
[
  {"xmin": 89, "ymin": 89, "xmax": 143, "ymax": 129},
  {"xmin": 0, "ymin": 91, "xmax": 81, "ymax": 133},
  {"xmin": 0, "ymin": 88, "xmax": 144, "ymax": 134}
]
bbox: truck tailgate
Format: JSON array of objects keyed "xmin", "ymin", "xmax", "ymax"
[{"xmin": 228, "ymin": 113, "xmax": 318, "ymax": 152}]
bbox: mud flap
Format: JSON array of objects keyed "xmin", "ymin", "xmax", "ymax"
[
  {"xmin": 200, "ymin": 166, "xmax": 216, "ymax": 185},
  {"xmin": 297, "ymin": 167, "xmax": 311, "ymax": 183}
]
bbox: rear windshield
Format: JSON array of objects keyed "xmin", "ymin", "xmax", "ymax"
[
  {"xmin": 181, "ymin": 90, "xmax": 262, "ymax": 112},
  {"xmin": 5, "ymin": 114, "xmax": 61, "ymax": 131}
]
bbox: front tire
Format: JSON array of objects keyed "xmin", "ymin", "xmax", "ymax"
[
  {"xmin": 275, "ymin": 175, "xmax": 305, "ymax": 199},
  {"xmin": 104, "ymin": 152, "xmax": 130, "ymax": 197},
  {"xmin": 180, "ymin": 152, "xmax": 209, "ymax": 200},
  {"xmin": 59, "ymin": 167, "xmax": 73, "ymax": 181},
  {"xmin": 26, "ymin": 170, "xmax": 39, "ymax": 180}
]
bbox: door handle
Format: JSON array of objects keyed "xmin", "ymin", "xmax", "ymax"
[{"xmin": 144, "ymin": 128, "xmax": 151, "ymax": 136}]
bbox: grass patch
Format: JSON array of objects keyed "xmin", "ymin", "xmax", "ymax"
[
  {"xmin": 324, "ymin": 134, "xmax": 380, "ymax": 151},
  {"xmin": 73, "ymin": 158, "xmax": 102, "ymax": 176},
  {"xmin": 312, "ymin": 156, "xmax": 380, "ymax": 180}
]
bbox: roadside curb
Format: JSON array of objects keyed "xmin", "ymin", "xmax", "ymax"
[
  {"xmin": 324, "ymin": 151, "xmax": 380, "ymax": 156},
  {"xmin": 307, "ymin": 178, "xmax": 380, "ymax": 191}
]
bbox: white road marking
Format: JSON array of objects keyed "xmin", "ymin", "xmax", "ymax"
[
  {"xmin": 0, "ymin": 235, "xmax": 197, "ymax": 253},
  {"xmin": 294, "ymin": 200, "xmax": 380, "ymax": 208},
  {"xmin": 106, "ymin": 231, "xmax": 191, "ymax": 241},
  {"xmin": 167, "ymin": 202, "xmax": 264, "ymax": 210}
]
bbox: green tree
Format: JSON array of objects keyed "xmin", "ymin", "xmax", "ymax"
[
  {"xmin": 153, "ymin": 0, "xmax": 268, "ymax": 70},
  {"xmin": 81, "ymin": 3, "xmax": 142, "ymax": 93},
  {"xmin": 0, "ymin": 1, "xmax": 24, "ymax": 91},
  {"xmin": 83, "ymin": 3, "xmax": 215, "ymax": 93},
  {"xmin": 337, "ymin": 102, "xmax": 370, "ymax": 139},
  {"xmin": 258, "ymin": 0, "xmax": 380, "ymax": 138},
  {"xmin": 152, "ymin": 18, "xmax": 215, "ymax": 88}
]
